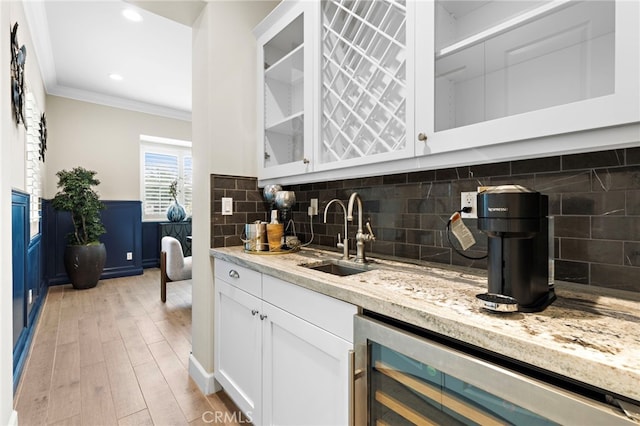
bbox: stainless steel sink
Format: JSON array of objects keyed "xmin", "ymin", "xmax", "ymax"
[{"xmin": 301, "ymin": 259, "xmax": 369, "ymax": 276}]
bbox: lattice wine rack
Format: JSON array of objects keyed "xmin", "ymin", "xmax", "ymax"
[{"xmin": 321, "ymin": 0, "xmax": 407, "ymax": 165}]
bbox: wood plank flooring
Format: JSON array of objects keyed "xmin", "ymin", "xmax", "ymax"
[{"xmin": 14, "ymin": 269, "xmax": 244, "ymax": 426}]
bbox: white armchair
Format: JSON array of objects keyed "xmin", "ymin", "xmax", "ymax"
[{"xmin": 160, "ymin": 236, "xmax": 192, "ymax": 302}]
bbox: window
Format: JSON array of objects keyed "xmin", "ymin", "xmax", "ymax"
[
  {"xmin": 25, "ymin": 92, "xmax": 42, "ymax": 238},
  {"xmin": 140, "ymin": 135, "xmax": 192, "ymax": 221}
]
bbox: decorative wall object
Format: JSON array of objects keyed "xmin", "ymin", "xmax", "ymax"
[
  {"xmin": 10, "ymin": 22, "xmax": 27, "ymax": 128},
  {"xmin": 39, "ymin": 113, "xmax": 47, "ymax": 161}
]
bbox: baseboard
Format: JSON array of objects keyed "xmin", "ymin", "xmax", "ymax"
[
  {"xmin": 189, "ymin": 353, "xmax": 222, "ymax": 395},
  {"xmin": 7, "ymin": 410, "xmax": 18, "ymax": 426},
  {"xmin": 48, "ymin": 265, "xmax": 143, "ymax": 286}
]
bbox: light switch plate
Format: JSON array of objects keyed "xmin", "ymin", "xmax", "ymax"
[{"xmin": 222, "ymin": 197, "xmax": 233, "ymax": 216}]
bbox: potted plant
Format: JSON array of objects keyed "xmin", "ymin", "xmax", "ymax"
[
  {"xmin": 52, "ymin": 167, "xmax": 107, "ymax": 289},
  {"xmin": 166, "ymin": 179, "xmax": 186, "ymax": 222}
]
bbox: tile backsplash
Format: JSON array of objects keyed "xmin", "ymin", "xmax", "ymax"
[
  {"xmin": 210, "ymin": 175, "xmax": 267, "ymax": 249},
  {"xmin": 211, "ymin": 147, "xmax": 640, "ymax": 292}
]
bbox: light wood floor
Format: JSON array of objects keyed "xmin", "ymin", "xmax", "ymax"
[{"xmin": 14, "ymin": 269, "xmax": 244, "ymax": 426}]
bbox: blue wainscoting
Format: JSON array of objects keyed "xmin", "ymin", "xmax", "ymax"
[
  {"xmin": 12, "ymin": 191, "xmax": 28, "ymax": 349},
  {"xmin": 44, "ymin": 200, "xmax": 144, "ymax": 286},
  {"xmin": 12, "ymin": 190, "xmax": 46, "ymax": 393},
  {"xmin": 142, "ymin": 221, "xmax": 162, "ymax": 268}
]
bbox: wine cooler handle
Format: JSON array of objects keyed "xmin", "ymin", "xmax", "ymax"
[{"xmin": 349, "ymin": 349, "xmax": 364, "ymax": 426}]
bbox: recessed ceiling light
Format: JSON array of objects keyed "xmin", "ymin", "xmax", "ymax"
[
  {"xmin": 122, "ymin": 8, "xmax": 143, "ymax": 22},
  {"xmin": 109, "ymin": 73, "xmax": 123, "ymax": 81}
]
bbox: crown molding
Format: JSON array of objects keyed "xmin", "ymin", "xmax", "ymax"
[
  {"xmin": 23, "ymin": 1, "xmax": 57, "ymax": 91},
  {"xmin": 48, "ymin": 85, "xmax": 192, "ymax": 122}
]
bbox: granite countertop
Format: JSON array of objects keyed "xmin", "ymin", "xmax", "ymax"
[{"xmin": 211, "ymin": 246, "xmax": 640, "ymax": 403}]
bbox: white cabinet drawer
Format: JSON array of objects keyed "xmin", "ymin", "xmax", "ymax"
[
  {"xmin": 262, "ymin": 274, "xmax": 357, "ymax": 343},
  {"xmin": 214, "ymin": 258, "xmax": 262, "ymax": 298}
]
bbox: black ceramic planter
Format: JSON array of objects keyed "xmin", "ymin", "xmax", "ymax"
[{"xmin": 64, "ymin": 243, "xmax": 107, "ymax": 289}]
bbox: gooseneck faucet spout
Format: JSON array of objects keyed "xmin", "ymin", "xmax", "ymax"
[
  {"xmin": 347, "ymin": 192, "xmax": 375, "ymax": 263},
  {"xmin": 323, "ymin": 199, "xmax": 349, "ymax": 260}
]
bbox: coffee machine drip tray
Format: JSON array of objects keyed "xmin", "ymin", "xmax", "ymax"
[{"xmin": 476, "ymin": 293, "xmax": 519, "ymax": 313}]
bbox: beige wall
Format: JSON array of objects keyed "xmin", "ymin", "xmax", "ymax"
[
  {"xmin": 1, "ymin": 1, "xmax": 46, "ymax": 423},
  {"xmin": 191, "ymin": 0, "xmax": 278, "ymax": 380},
  {"xmin": 45, "ymin": 95, "xmax": 191, "ymax": 200}
]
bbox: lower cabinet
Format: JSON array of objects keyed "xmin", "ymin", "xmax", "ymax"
[{"xmin": 214, "ymin": 259, "xmax": 357, "ymax": 425}]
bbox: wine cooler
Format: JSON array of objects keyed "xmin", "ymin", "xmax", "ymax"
[{"xmin": 353, "ymin": 314, "xmax": 635, "ymax": 425}]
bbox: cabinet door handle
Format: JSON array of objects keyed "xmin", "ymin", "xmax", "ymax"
[
  {"xmin": 259, "ymin": 314, "xmax": 268, "ymax": 320},
  {"xmin": 228, "ymin": 269, "xmax": 240, "ymax": 279},
  {"xmin": 417, "ymin": 132, "xmax": 428, "ymax": 142},
  {"xmin": 251, "ymin": 309, "xmax": 259, "ymax": 316},
  {"xmin": 303, "ymin": 158, "xmax": 310, "ymax": 164}
]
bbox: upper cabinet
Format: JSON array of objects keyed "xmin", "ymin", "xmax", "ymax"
[
  {"xmin": 315, "ymin": 0, "xmax": 413, "ymax": 172},
  {"xmin": 414, "ymin": 0, "xmax": 640, "ymax": 157},
  {"xmin": 255, "ymin": 0, "xmax": 639, "ymax": 184},
  {"xmin": 255, "ymin": 1, "xmax": 316, "ymax": 180}
]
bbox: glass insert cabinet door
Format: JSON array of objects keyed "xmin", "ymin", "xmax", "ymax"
[
  {"xmin": 414, "ymin": 0, "xmax": 640, "ymax": 155},
  {"xmin": 354, "ymin": 315, "xmax": 635, "ymax": 426},
  {"xmin": 257, "ymin": 1, "xmax": 315, "ymax": 180},
  {"xmin": 370, "ymin": 342, "xmax": 557, "ymax": 425},
  {"xmin": 434, "ymin": 0, "xmax": 614, "ymax": 132}
]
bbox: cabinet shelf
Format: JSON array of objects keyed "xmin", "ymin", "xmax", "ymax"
[
  {"xmin": 265, "ymin": 111, "xmax": 304, "ymax": 136},
  {"xmin": 265, "ymin": 43, "xmax": 304, "ymax": 84},
  {"xmin": 436, "ymin": 0, "xmax": 572, "ymax": 59}
]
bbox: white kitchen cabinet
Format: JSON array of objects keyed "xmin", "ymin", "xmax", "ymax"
[
  {"xmin": 214, "ymin": 259, "xmax": 357, "ymax": 425},
  {"xmin": 214, "ymin": 264, "xmax": 262, "ymax": 422},
  {"xmin": 255, "ymin": 0, "xmax": 317, "ymax": 180},
  {"xmin": 413, "ymin": 0, "xmax": 640, "ymax": 158},
  {"xmin": 257, "ymin": 0, "xmax": 639, "ymax": 186},
  {"xmin": 315, "ymin": 0, "xmax": 414, "ymax": 171},
  {"xmin": 261, "ymin": 300, "xmax": 352, "ymax": 425}
]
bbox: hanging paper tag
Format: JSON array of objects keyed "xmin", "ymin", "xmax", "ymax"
[{"xmin": 450, "ymin": 212, "xmax": 476, "ymax": 251}]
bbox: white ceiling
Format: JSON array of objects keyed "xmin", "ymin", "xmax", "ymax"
[{"xmin": 24, "ymin": 0, "xmax": 206, "ymax": 121}]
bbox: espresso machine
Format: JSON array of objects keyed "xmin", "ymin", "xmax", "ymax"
[{"xmin": 476, "ymin": 185, "xmax": 556, "ymax": 313}]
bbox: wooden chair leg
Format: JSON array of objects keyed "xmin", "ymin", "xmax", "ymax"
[{"xmin": 160, "ymin": 251, "xmax": 167, "ymax": 303}]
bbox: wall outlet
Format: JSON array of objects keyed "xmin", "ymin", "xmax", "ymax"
[
  {"xmin": 221, "ymin": 197, "xmax": 233, "ymax": 216},
  {"xmin": 460, "ymin": 191, "xmax": 478, "ymax": 218},
  {"xmin": 310, "ymin": 198, "xmax": 318, "ymax": 215},
  {"xmin": 126, "ymin": 251, "xmax": 133, "ymax": 261}
]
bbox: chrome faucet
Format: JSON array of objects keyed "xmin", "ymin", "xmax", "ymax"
[
  {"xmin": 346, "ymin": 192, "xmax": 375, "ymax": 263},
  {"xmin": 323, "ymin": 199, "xmax": 349, "ymax": 260}
]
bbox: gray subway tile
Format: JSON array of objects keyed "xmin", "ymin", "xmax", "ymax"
[
  {"xmin": 592, "ymin": 166, "xmax": 640, "ymax": 191},
  {"xmin": 420, "ymin": 246, "xmax": 451, "ymax": 264},
  {"xmin": 562, "ymin": 192, "xmax": 625, "ymax": 216},
  {"xmin": 534, "ymin": 171, "xmax": 591, "ymax": 193},
  {"xmin": 554, "ymin": 260, "xmax": 589, "ymax": 284},
  {"xmin": 408, "ymin": 170, "xmax": 436, "ymax": 183},
  {"xmin": 560, "ymin": 238, "xmax": 622, "ymax": 264},
  {"xmin": 628, "ymin": 190, "xmax": 640, "ymax": 215},
  {"xmin": 554, "ymin": 216, "xmax": 590, "ymax": 238},
  {"xmin": 512, "ymin": 157, "xmax": 561, "ymax": 174},
  {"xmin": 469, "ymin": 162, "xmax": 510, "ymax": 178},
  {"xmin": 627, "ymin": 147, "xmax": 640, "ymax": 165},
  {"xmin": 592, "ymin": 216, "xmax": 640, "ymax": 241},
  {"xmin": 562, "ymin": 150, "xmax": 624, "ymax": 170},
  {"xmin": 406, "ymin": 230, "xmax": 435, "ymax": 246},
  {"xmin": 590, "ymin": 264, "xmax": 640, "ymax": 292},
  {"xmin": 624, "ymin": 242, "xmax": 640, "ymax": 267}
]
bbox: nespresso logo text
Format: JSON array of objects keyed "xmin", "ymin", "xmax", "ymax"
[{"xmin": 488, "ymin": 207, "xmax": 508, "ymax": 212}]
